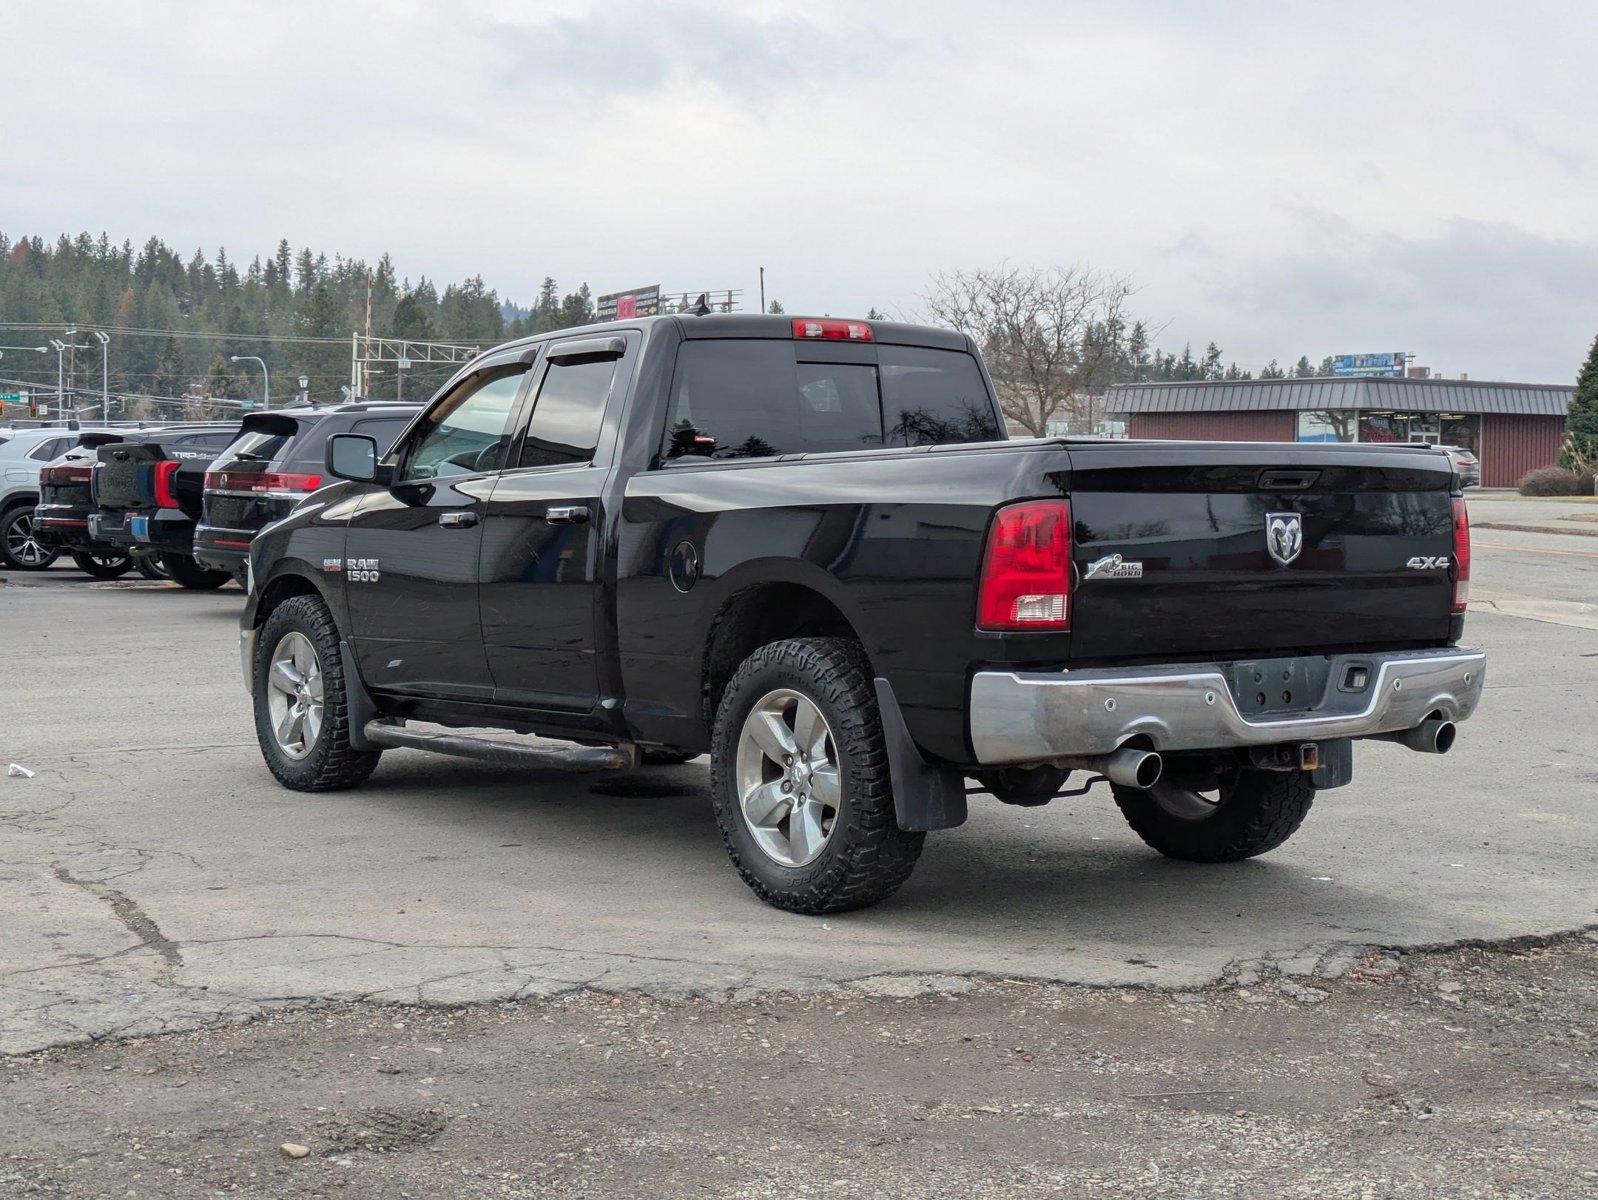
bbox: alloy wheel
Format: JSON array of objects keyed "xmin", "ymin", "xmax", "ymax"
[
  {"xmin": 3, "ymin": 511, "xmax": 57, "ymax": 568},
  {"xmin": 734, "ymin": 689, "xmax": 842, "ymax": 867},
  {"xmin": 265, "ymin": 631, "xmax": 324, "ymax": 760}
]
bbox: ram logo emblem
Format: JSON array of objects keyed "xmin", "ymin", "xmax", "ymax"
[{"xmin": 1265, "ymin": 512, "xmax": 1303, "ymax": 566}]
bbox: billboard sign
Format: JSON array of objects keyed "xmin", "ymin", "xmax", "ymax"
[
  {"xmin": 1332, "ymin": 352, "xmax": 1405, "ymax": 378},
  {"xmin": 597, "ymin": 284, "xmax": 661, "ymax": 322}
]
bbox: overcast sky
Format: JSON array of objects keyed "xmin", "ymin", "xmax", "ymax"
[{"xmin": 5, "ymin": 0, "xmax": 1595, "ymax": 381}]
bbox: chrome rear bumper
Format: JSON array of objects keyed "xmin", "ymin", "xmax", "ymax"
[{"xmin": 969, "ymin": 648, "xmax": 1485, "ymax": 766}]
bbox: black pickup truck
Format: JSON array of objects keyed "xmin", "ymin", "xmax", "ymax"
[
  {"xmin": 240, "ymin": 314, "xmax": 1484, "ymax": 913},
  {"xmin": 91, "ymin": 423, "xmax": 242, "ymax": 588}
]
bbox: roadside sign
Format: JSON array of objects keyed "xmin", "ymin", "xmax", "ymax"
[
  {"xmin": 1332, "ymin": 352, "xmax": 1405, "ymax": 378},
  {"xmin": 597, "ymin": 285, "xmax": 661, "ymax": 321},
  {"xmin": 0, "ymin": 391, "xmax": 23, "ymax": 403}
]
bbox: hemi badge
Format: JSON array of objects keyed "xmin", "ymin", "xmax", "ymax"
[{"xmin": 322, "ymin": 558, "xmax": 343, "ymax": 573}]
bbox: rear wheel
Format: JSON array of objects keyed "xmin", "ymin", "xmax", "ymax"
[
  {"xmin": 0, "ymin": 505, "xmax": 60, "ymax": 570},
  {"xmin": 159, "ymin": 552, "xmax": 231, "ymax": 590},
  {"xmin": 69, "ymin": 550, "xmax": 132, "ymax": 579},
  {"xmin": 711, "ymin": 637, "xmax": 924, "ymax": 913},
  {"xmin": 133, "ymin": 552, "xmax": 171, "ymax": 581},
  {"xmin": 252, "ymin": 594, "xmax": 382, "ymax": 791},
  {"xmin": 1112, "ymin": 764, "xmax": 1315, "ymax": 863}
]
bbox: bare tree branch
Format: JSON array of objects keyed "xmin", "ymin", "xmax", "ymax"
[{"xmin": 922, "ymin": 263, "xmax": 1135, "ymax": 436}]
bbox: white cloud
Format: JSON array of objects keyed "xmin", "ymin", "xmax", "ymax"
[{"xmin": 3, "ymin": 0, "xmax": 1595, "ymax": 380}]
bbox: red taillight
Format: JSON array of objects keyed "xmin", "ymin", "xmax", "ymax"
[
  {"xmin": 977, "ymin": 499, "xmax": 1073, "ymax": 631},
  {"xmin": 205, "ymin": 469, "xmax": 322, "ymax": 496},
  {"xmin": 153, "ymin": 460, "xmax": 182, "ymax": 508},
  {"xmin": 1451, "ymin": 496, "xmax": 1471, "ymax": 614},
  {"xmin": 41, "ymin": 464, "xmax": 91, "ymax": 485},
  {"xmin": 792, "ymin": 317, "xmax": 873, "ymax": 342}
]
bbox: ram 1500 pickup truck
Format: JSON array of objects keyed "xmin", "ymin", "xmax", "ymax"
[{"xmin": 241, "ymin": 314, "xmax": 1484, "ymax": 913}]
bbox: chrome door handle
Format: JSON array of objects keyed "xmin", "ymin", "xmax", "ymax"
[
  {"xmin": 438, "ymin": 511, "xmax": 479, "ymax": 529},
  {"xmin": 545, "ymin": 505, "xmax": 591, "ymax": 525}
]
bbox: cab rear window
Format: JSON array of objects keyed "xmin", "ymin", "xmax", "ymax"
[{"xmin": 662, "ymin": 340, "xmax": 1001, "ymax": 463}]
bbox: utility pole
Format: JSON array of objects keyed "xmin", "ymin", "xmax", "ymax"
[{"xmin": 759, "ymin": 266, "xmax": 766, "ymax": 314}]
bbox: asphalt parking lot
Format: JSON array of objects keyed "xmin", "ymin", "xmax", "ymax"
[{"xmin": 2, "ymin": 494, "xmax": 1594, "ymax": 1196}]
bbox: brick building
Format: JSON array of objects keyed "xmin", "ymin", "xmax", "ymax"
[{"xmin": 1103, "ymin": 376, "xmax": 1573, "ymax": 488}]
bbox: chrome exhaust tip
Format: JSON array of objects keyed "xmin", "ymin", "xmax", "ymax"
[
  {"xmin": 1376, "ymin": 717, "xmax": 1457, "ymax": 755},
  {"xmin": 1102, "ymin": 747, "xmax": 1163, "ymax": 789}
]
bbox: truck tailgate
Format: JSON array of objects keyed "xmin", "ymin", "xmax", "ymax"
[
  {"xmin": 93, "ymin": 441, "xmax": 166, "ymax": 511},
  {"xmin": 1065, "ymin": 442, "xmax": 1458, "ymax": 661}
]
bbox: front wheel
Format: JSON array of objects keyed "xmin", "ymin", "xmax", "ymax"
[
  {"xmin": 1112, "ymin": 765, "xmax": 1316, "ymax": 863},
  {"xmin": 252, "ymin": 594, "xmax": 383, "ymax": 791},
  {"xmin": 0, "ymin": 506, "xmax": 60, "ymax": 570},
  {"xmin": 70, "ymin": 550, "xmax": 132, "ymax": 579},
  {"xmin": 159, "ymin": 552, "xmax": 231, "ymax": 590},
  {"xmin": 710, "ymin": 637, "xmax": 924, "ymax": 914}
]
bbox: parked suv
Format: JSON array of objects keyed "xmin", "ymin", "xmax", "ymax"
[
  {"xmin": 1438, "ymin": 445, "xmax": 1481, "ymax": 488},
  {"xmin": 194, "ymin": 403, "xmax": 419, "ymax": 579},
  {"xmin": 0, "ymin": 427, "xmax": 80, "ymax": 570}
]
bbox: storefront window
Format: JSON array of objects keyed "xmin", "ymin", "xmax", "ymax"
[
  {"xmin": 1297, "ymin": 411, "xmax": 1358, "ymax": 442},
  {"xmin": 1357, "ymin": 411, "xmax": 1481, "ymax": 453}
]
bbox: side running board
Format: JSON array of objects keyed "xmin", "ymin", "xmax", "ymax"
[{"xmin": 362, "ymin": 720, "xmax": 638, "ymax": 772}]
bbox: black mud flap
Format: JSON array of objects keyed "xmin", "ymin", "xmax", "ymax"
[
  {"xmin": 873, "ymin": 678, "xmax": 967, "ymax": 832},
  {"xmin": 339, "ymin": 639, "xmax": 381, "ymax": 752}
]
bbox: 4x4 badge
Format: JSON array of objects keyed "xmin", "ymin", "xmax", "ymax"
[{"xmin": 1265, "ymin": 512, "xmax": 1303, "ymax": 566}]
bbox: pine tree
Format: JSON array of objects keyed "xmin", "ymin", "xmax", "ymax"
[
  {"xmin": 766, "ymin": 299, "xmax": 784, "ymax": 314},
  {"xmin": 1562, "ymin": 332, "xmax": 1598, "ymax": 470},
  {"xmin": 1293, "ymin": 355, "xmax": 1316, "ymax": 378},
  {"xmin": 1260, "ymin": 359, "xmax": 1285, "ymax": 379}
]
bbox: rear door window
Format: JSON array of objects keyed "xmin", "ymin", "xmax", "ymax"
[
  {"xmin": 664, "ymin": 340, "xmax": 798, "ymax": 461},
  {"xmin": 28, "ymin": 437, "xmax": 69, "ymax": 461}
]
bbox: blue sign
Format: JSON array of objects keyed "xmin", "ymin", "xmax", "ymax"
[{"xmin": 1332, "ymin": 352, "xmax": 1404, "ymax": 378}]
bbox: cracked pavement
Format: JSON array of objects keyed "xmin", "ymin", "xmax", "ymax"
[{"xmin": 2, "ymin": 526, "xmax": 1595, "ymax": 1056}]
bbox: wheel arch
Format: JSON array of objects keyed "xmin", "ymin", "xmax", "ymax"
[{"xmin": 701, "ymin": 576, "xmax": 867, "ymax": 732}]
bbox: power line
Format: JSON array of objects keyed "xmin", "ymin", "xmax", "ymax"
[{"xmin": 0, "ymin": 321, "xmax": 350, "ymax": 346}]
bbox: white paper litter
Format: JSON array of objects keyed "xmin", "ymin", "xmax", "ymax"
[{"xmin": 7, "ymin": 763, "xmax": 35, "ymax": 778}]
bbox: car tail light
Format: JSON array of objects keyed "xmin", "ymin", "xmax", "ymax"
[
  {"xmin": 153, "ymin": 460, "xmax": 182, "ymax": 508},
  {"xmin": 1451, "ymin": 496, "xmax": 1471, "ymax": 614},
  {"xmin": 205, "ymin": 469, "xmax": 323, "ymax": 498},
  {"xmin": 41, "ymin": 464, "xmax": 91, "ymax": 485},
  {"xmin": 977, "ymin": 499, "xmax": 1073, "ymax": 631},
  {"xmin": 792, "ymin": 318, "xmax": 873, "ymax": 342}
]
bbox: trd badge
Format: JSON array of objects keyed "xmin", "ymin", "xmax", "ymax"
[{"xmin": 1265, "ymin": 512, "xmax": 1303, "ymax": 566}]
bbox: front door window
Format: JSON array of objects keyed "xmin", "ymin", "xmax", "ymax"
[{"xmin": 401, "ymin": 368, "xmax": 526, "ymax": 481}]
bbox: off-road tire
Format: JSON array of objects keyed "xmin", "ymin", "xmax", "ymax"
[
  {"xmin": 710, "ymin": 637, "xmax": 924, "ymax": 913},
  {"xmin": 159, "ymin": 552, "xmax": 231, "ymax": 590},
  {"xmin": 69, "ymin": 550, "xmax": 132, "ymax": 579},
  {"xmin": 1112, "ymin": 767, "xmax": 1316, "ymax": 863},
  {"xmin": 0, "ymin": 503, "xmax": 60, "ymax": 570},
  {"xmin": 253, "ymin": 594, "xmax": 383, "ymax": 791}
]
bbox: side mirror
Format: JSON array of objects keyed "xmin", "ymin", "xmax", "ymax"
[{"xmin": 326, "ymin": 433, "xmax": 381, "ymax": 483}]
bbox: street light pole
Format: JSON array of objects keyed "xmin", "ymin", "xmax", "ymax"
[
  {"xmin": 93, "ymin": 331, "xmax": 110, "ymax": 419},
  {"xmin": 230, "ymin": 355, "xmax": 270, "ymax": 409},
  {"xmin": 49, "ymin": 340, "xmax": 66, "ymax": 413}
]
